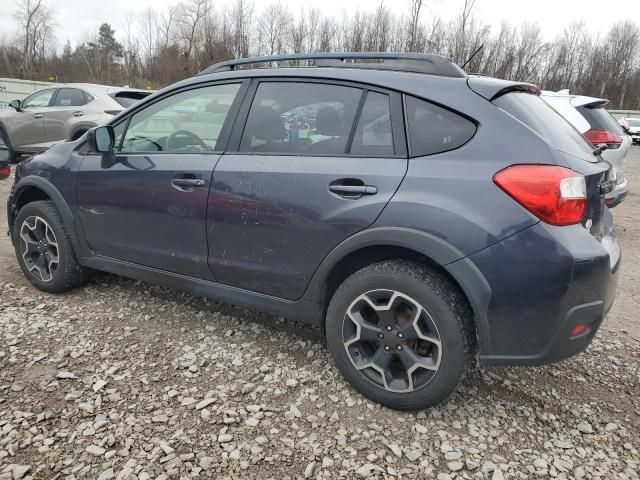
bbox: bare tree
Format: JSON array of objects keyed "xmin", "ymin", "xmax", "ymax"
[
  {"xmin": 406, "ymin": 0, "xmax": 422, "ymax": 51},
  {"xmin": 256, "ymin": 2, "xmax": 290, "ymax": 56},
  {"xmin": 14, "ymin": 0, "xmax": 55, "ymax": 78}
]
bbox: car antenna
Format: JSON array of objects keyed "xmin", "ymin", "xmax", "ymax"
[{"xmin": 461, "ymin": 45, "xmax": 484, "ymax": 70}]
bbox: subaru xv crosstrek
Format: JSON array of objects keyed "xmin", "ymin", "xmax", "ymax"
[{"xmin": 7, "ymin": 53, "xmax": 620, "ymax": 410}]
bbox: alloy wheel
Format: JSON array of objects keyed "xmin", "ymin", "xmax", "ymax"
[
  {"xmin": 19, "ymin": 216, "xmax": 60, "ymax": 282},
  {"xmin": 342, "ymin": 289, "xmax": 442, "ymax": 392}
]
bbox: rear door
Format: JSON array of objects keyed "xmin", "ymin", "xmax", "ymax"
[
  {"xmin": 44, "ymin": 87, "xmax": 92, "ymax": 142},
  {"xmin": 11, "ymin": 88, "xmax": 55, "ymax": 149},
  {"xmin": 207, "ymin": 79, "xmax": 407, "ymax": 300}
]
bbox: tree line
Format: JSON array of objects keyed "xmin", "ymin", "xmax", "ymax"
[{"xmin": 2, "ymin": 0, "xmax": 639, "ymax": 109}]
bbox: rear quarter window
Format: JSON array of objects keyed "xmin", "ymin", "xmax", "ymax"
[{"xmin": 405, "ymin": 96, "xmax": 476, "ymax": 157}]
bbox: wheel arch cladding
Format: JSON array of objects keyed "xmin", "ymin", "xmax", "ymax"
[
  {"xmin": 304, "ymin": 227, "xmax": 490, "ymax": 351},
  {"xmin": 11, "ymin": 177, "xmax": 77, "ymax": 249}
]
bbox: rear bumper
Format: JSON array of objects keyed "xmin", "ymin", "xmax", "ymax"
[{"xmin": 462, "ymin": 218, "xmax": 619, "ymax": 366}]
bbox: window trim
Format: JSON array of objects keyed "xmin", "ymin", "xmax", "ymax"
[
  {"xmin": 402, "ymin": 93, "xmax": 478, "ymax": 159},
  {"xmin": 226, "ymin": 77, "xmax": 407, "ymax": 159},
  {"xmin": 109, "ymin": 79, "xmax": 250, "ymax": 156}
]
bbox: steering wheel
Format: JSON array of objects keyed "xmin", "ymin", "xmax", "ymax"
[{"xmin": 165, "ymin": 130, "xmax": 209, "ymax": 151}]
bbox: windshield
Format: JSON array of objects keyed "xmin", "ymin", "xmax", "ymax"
[
  {"xmin": 576, "ymin": 106, "xmax": 623, "ymax": 133},
  {"xmin": 627, "ymin": 119, "xmax": 640, "ymax": 127}
]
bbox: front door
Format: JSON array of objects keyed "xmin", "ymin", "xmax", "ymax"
[
  {"xmin": 77, "ymin": 81, "xmax": 245, "ymax": 279},
  {"xmin": 12, "ymin": 88, "xmax": 55, "ymax": 150},
  {"xmin": 208, "ymin": 80, "xmax": 407, "ymax": 300}
]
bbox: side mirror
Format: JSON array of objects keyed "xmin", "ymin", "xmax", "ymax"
[
  {"xmin": 86, "ymin": 126, "xmax": 115, "ymax": 153},
  {"xmin": 9, "ymin": 100, "xmax": 21, "ymax": 112}
]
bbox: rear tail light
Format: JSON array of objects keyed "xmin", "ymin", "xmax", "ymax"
[
  {"xmin": 583, "ymin": 129, "xmax": 622, "ymax": 146},
  {"xmin": 104, "ymin": 110, "xmax": 122, "ymax": 116},
  {"xmin": 0, "ymin": 165, "xmax": 10, "ymax": 180},
  {"xmin": 494, "ymin": 165, "xmax": 586, "ymax": 226},
  {"xmin": 570, "ymin": 324, "xmax": 590, "ymax": 338}
]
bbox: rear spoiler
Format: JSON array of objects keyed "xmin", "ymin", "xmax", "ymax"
[{"xmin": 467, "ymin": 76, "xmax": 540, "ymax": 101}]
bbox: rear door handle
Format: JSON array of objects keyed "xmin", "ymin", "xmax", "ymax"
[
  {"xmin": 33, "ymin": 113, "xmax": 43, "ymax": 119},
  {"xmin": 329, "ymin": 179, "xmax": 378, "ymax": 197},
  {"xmin": 72, "ymin": 111, "xmax": 84, "ymax": 117}
]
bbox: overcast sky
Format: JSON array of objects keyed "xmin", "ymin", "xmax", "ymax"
[{"xmin": 0, "ymin": 0, "xmax": 633, "ymax": 46}]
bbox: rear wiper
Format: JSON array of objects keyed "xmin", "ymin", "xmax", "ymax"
[{"xmin": 593, "ymin": 143, "xmax": 609, "ymax": 156}]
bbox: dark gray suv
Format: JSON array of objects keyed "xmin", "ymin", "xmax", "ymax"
[{"xmin": 7, "ymin": 53, "xmax": 620, "ymax": 410}]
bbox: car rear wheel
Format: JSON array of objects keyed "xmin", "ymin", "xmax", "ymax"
[
  {"xmin": 325, "ymin": 260, "xmax": 474, "ymax": 410},
  {"xmin": 13, "ymin": 201, "xmax": 89, "ymax": 293}
]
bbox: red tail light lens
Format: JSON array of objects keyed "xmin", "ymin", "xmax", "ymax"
[
  {"xmin": 583, "ymin": 129, "xmax": 622, "ymax": 145},
  {"xmin": 494, "ymin": 165, "xmax": 587, "ymax": 226},
  {"xmin": 0, "ymin": 165, "xmax": 10, "ymax": 179}
]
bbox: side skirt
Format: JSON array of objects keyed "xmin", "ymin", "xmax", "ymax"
[{"xmin": 81, "ymin": 255, "xmax": 324, "ymax": 326}]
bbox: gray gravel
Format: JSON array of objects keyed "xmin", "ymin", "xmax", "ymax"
[{"xmin": 1, "ymin": 148, "xmax": 640, "ymax": 479}]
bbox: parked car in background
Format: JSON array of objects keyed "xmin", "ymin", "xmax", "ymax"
[
  {"xmin": 623, "ymin": 118, "xmax": 640, "ymax": 145},
  {"xmin": 0, "ymin": 84, "xmax": 151, "ymax": 162},
  {"xmin": 7, "ymin": 53, "xmax": 620, "ymax": 410},
  {"xmin": 542, "ymin": 90, "xmax": 630, "ymax": 207}
]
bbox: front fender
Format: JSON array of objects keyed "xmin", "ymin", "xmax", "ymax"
[{"xmin": 10, "ymin": 176, "xmax": 78, "ymax": 250}]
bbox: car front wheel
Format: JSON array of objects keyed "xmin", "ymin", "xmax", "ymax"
[
  {"xmin": 325, "ymin": 260, "xmax": 475, "ymax": 410},
  {"xmin": 13, "ymin": 200, "xmax": 89, "ymax": 293}
]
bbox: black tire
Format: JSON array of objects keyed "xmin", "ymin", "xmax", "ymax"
[
  {"xmin": 325, "ymin": 260, "xmax": 475, "ymax": 410},
  {"xmin": 0, "ymin": 127, "xmax": 17, "ymax": 164},
  {"xmin": 13, "ymin": 200, "xmax": 89, "ymax": 293}
]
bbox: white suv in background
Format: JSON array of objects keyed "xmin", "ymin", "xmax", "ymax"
[
  {"xmin": 542, "ymin": 90, "xmax": 630, "ymax": 207},
  {"xmin": 623, "ymin": 118, "xmax": 640, "ymax": 145}
]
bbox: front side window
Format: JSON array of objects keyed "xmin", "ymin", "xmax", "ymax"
[
  {"xmin": 239, "ymin": 82, "xmax": 362, "ymax": 155},
  {"xmin": 53, "ymin": 88, "xmax": 89, "ymax": 107},
  {"xmin": 22, "ymin": 89, "xmax": 55, "ymax": 109},
  {"xmin": 119, "ymin": 83, "xmax": 241, "ymax": 153},
  {"xmin": 406, "ymin": 96, "xmax": 476, "ymax": 157}
]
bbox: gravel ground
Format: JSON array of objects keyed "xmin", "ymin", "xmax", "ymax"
[{"xmin": 1, "ymin": 148, "xmax": 639, "ymax": 480}]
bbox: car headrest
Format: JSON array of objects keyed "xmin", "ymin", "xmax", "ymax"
[
  {"xmin": 315, "ymin": 107, "xmax": 343, "ymax": 137},
  {"xmin": 246, "ymin": 106, "xmax": 286, "ymax": 141}
]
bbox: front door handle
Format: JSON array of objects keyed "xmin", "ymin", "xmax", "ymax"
[
  {"xmin": 33, "ymin": 113, "xmax": 43, "ymax": 119},
  {"xmin": 72, "ymin": 111, "xmax": 84, "ymax": 117},
  {"xmin": 171, "ymin": 175, "xmax": 206, "ymax": 190},
  {"xmin": 329, "ymin": 179, "xmax": 378, "ymax": 198}
]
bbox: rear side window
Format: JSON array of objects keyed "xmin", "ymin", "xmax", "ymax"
[
  {"xmin": 53, "ymin": 88, "xmax": 89, "ymax": 107},
  {"xmin": 113, "ymin": 92, "xmax": 151, "ymax": 108},
  {"xmin": 240, "ymin": 82, "xmax": 362, "ymax": 155},
  {"xmin": 493, "ymin": 92, "xmax": 595, "ymax": 160},
  {"xmin": 350, "ymin": 92, "xmax": 394, "ymax": 156},
  {"xmin": 576, "ymin": 106, "xmax": 623, "ymax": 133},
  {"xmin": 405, "ymin": 96, "xmax": 476, "ymax": 157}
]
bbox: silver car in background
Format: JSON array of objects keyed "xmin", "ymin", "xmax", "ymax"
[
  {"xmin": 0, "ymin": 84, "xmax": 150, "ymax": 162},
  {"xmin": 542, "ymin": 90, "xmax": 631, "ymax": 207}
]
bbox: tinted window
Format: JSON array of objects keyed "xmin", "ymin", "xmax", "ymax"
[
  {"xmin": 113, "ymin": 92, "xmax": 151, "ymax": 108},
  {"xmin": 120, "ymin": 83, "xmax": 241, "ymax": 153},
  {"xmin": 53, "ymin": 88, "xmax": 88, "ymax": 107},
  {"xmin": 577, "ymin": 106, "xmax": 623, "ymax": 133},
  {"xmin": 406, "ymin": 96, "xmax": 476, "ymax": 157},
  {"xmin": 350, "ymin": 92, "xmax": 394, "ymax": 156},
  {"xmin": 493, "ymin": 92, "xmax": 595, "ymax": 159},
  {"xmin": 240, "ymin": 82, "xmax": 362, "ymax": 155},
  {"xmin": 22, "ymin": 89, "xmax": 55, "ymax": 108}
]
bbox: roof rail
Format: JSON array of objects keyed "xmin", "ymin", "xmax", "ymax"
[{"xmin": 198, "ymin": 52, "xmax": 467, "ymax": 78}]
